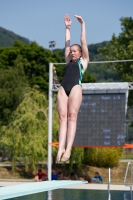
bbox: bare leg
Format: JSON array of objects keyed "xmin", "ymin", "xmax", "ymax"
[
  {"xmin": 56, "ymin": 87, "xmax": 68, "ymax": 161},
  {"xmin": 61, "ymin": 85, "xmax": 82, "ymax": 161}
]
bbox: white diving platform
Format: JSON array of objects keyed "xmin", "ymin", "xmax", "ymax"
[{"xmin": 0, "ymin": 180, "xmax": 87, "ymax": 200}]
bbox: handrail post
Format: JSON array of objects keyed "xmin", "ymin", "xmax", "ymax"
[
  {"xmin": 124, "ymin": 162, "xmax": 131, "ymax": 185},
  {"xmin": 108, "ymin": 168, "xmax": 111, "ymax": 200},
  {"xmin": 48, "ymin": 63, "xmax": 53, "ymax": 181},
  {"xmin": 124, "ymin": 161, "xmax": 133, "ymax": 199}
]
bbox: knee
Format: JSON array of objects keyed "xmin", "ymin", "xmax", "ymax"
[
  {"xmin": 34, "ymin": 175, "xmax": 39, "ymax": 182},
  {"xmin": 59, "ymin": 113, "xmax": 67, "ymax": 122},
  {"xmin": 68, "ymin": 113, "xmax": 77, "ymax": 122}
]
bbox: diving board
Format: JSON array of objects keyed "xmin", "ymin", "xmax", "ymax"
[{"xmin": 0, "ymin": 180, "xmax": 87, "ymax": 200}]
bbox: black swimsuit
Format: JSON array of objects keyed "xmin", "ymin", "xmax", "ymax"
[{"xmin": 61, "ymin": 58, "xmax": 84, "ymax": 96}]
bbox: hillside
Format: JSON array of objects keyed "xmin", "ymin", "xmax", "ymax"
[
  {"xmin": 88, "ymin": 42, "xmax": 122, "ymax": 82},
  {"xmin": 0, "ymin": 26, "xmax": 121, "ymax": 82},
  {"xmin": 0, "ymin": 27, "xmax": 30, "ymax": 47}
]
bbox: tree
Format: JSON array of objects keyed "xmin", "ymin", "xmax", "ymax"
[
  {"xmin": 0, "ymin": 41, "xmax": 97, "ymax": 95},
  {"xmin": 83, "ymin": 148, "xmax": 122, "ymax": 168},
  {"xmin": 0, "ymin": 56, "xmax": 27, "ymax": 125},
  {"xmin": 99, "ymin": 17, "xmax": 133, "ymax": 80},
  {"xmin": 0, "ymin": 41, "xmax": 66, "ymax": 94},
  {"xmin": 82, "ymin": 71, "xmax": 96, "ymax": 83},
  {"xmin": 0, "ymin": 87, "xmax": 48, "ymax": 173},
  {"xmin": 69, "ymin": 148, "xmax": 84, "ymax": 171},
  {"xmin": 99, "ymin": 17, "xmax": 133, "ymax": 106}
]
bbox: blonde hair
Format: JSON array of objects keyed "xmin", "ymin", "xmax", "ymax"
[{"xmin": 70, "ymin": 44, "xmax": 82, "ymax": 52}]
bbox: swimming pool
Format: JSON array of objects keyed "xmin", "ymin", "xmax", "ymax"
[{"xmin": 8, "ymin": 189, "xmax": 131, "ymax": 200}]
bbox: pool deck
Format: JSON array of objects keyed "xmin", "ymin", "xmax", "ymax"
[
  {"xmin": 0, "ymin": 179, "xmax": 131, "ymax": 191},
  {"xmin": 64, "ymin": 183, "xmax": 130, "ymax": 191}
]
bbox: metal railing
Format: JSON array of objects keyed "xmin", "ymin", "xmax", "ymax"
[
  {"xmin": 108, "ymin": 168, "xmax": 111, "ymax": 200},
  {"xmin": 124, "ymin": 162, "xmax": 133, "ymax": 199}
]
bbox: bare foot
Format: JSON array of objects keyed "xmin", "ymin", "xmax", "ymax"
[
  {"xmin": 56, "ymin": 148, "xmax": 65, "ymax": 162},
  {"xmin": 61, "ymin": 149, "xmax": 71, "ymax": 162}
]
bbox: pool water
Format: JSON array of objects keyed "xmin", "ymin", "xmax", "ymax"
[{"xmin": 9, "ymin": 189, "xmax": 131, "ymax": 200}]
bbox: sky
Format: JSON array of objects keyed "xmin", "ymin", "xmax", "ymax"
[{"xmin": 0, "ymin": 0, "xmax": 133, "ymax": 50}]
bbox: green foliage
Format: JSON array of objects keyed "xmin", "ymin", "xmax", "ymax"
[
  {"xmin": 0, "ymin": 87, "xmax": 48, "ymax": 173},
  {"xmin": 87, "ymin": 42, "xmax": 122, "ymax": 82},
  {"xmin": 88, "ymin": 64, "xmax": 122, "ymax": 82},
  {"xmin": 0, "ymin": 25, "xmax": 123, "ymax": 84},
  {"xmin": 51, "ymin": 94, "xmax": 59, "ymax": 166},
  {"xmin": 0, "ymin": 25, "xmax": 128, "ymax": 170},
  {"xmin": 0, "ymin": 56, "xmax": 27, "ymax": 125},
  {"xmin": 0, "ymin": 41, "xmax": 66, "ymax": 94},
  {"xmin": 89, "ymin": 41, "xmax": 108, "ymax": 61},
  {"xmin": 82, "ymin": 71, "xmax": 96, "ymax": 83},
  {"xmin": 99, "ymin": 17, "xmax": 133, "ymax": 81},
  {"xmin": 99, "ymin": 17, "xmax": 133, "ymax": 106},
  {"xmin": 0, "ymin": 27, "xmax": 30, "ymax": 47},
  {"xmin": 83, "ymin": 148, "xmax": 122, "ymax": 168},
  {"xmin": 69, "ymin": 148, "xmax": 84, "ymax": 171}
]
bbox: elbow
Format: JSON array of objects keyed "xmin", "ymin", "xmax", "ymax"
[{"xmin": 81, "ymin": 38, "xmax": 86, "ymax": 44}]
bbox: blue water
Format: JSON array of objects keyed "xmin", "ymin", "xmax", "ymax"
[{"xmin": 9, "ymin": 189, "xmax": 131, "ymax": 200}]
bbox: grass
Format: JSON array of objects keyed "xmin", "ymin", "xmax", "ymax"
[
  {"xmin": 0, "ymin": 166, "xmax": 33, "ymax": 180},
  {"xmin": 0, "ymin": 162, "xmax": 131, "ymax": 184}
]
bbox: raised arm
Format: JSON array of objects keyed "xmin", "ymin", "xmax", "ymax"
[
  {"xmin": 74, "ymin": 15, "xmax": 89, "ymax": 69},
  {"xmin": 64, "ymin": 14, "xmax": 72, "ymax": 63}
]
